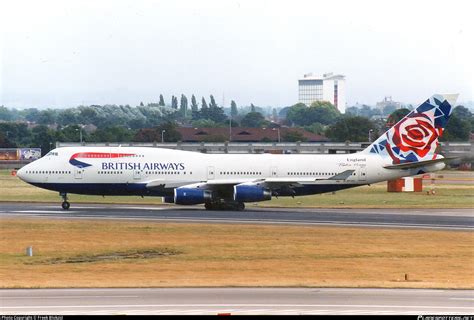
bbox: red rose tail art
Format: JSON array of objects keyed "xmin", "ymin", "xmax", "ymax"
[{"xmin": 365, "ymin": 94, "xmax": 457, "ymax": 164}]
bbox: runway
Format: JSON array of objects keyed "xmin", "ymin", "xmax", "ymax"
[
  {"xmin": 0, "ymin": 202, "xmax": 473, "ymax": 230},
  {"xmin": 1, "ymin": 288, "xmax": 473, "ymax": 315}
]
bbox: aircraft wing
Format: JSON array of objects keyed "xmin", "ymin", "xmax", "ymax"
[
  {"xmin": 260, "ymin": 169, "xmax": 355, "ymax": 188},
  {"xmin": 326, "ymin": 169, "xmax": 355, "ymax": 180},
  {"xmin": 146, "ymin": 179, "xmax": 197, "ymax": 189},
  {"xmin": 154, "ymin": 169, "xmax": 356, "ymax": 192}
]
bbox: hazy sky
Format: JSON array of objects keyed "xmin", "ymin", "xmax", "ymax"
[{"xmin": 1, "ymin": 0, "xmax": 473, "ymax": 109}]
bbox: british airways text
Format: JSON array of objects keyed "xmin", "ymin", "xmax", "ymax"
[{"xmin": 101, "ymin": 162, "xmax": 185, "ymax": 171}]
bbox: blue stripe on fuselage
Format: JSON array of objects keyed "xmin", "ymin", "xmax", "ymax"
[
  {"xmin": 69, "ymin": 158, "xmax": 92, "ymax": 168},
  {"xmin": 30, "ymin": 182, "xmax": 168, "ymax": 196}
]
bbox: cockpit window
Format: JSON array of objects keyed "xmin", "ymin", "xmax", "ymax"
[{"xmin": 46, "ymin": 152, "xmax": 59, "ymax": 156}]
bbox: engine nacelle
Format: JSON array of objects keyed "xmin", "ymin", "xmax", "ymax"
[
  {"xmin": 174, "ymin": 187, "xmax": 212, "ymax": 205},
  {"xmin": 233, "ymin": 184, "xmax": 272, "ymax": 202}
]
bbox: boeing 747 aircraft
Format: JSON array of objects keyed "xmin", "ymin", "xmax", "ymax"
[{"xmin": 17, "ymin": 94, "xmax": 458, "ymax": 210}]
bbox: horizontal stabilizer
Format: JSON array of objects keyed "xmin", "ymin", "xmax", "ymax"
[{"xmin": 383, "ymin": 157, "xmax": 457, "ymax": 170}]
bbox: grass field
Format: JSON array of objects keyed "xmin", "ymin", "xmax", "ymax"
[
  {"xmin": 0, "ymin": 218, "xmax": 472, "ymax": 289},
  {"xmin": 1, "ymin": 169, "xmax": 472, "ymax": 208}
]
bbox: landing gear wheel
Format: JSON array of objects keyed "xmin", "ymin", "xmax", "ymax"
[
  {"xmin": 62, "ymin": 201, "xmax": 70, "ymax": 210},
  {"xmin": 204, "ymin": 202, "xmax": 213, "ymax": 210},
  {"xmin": 60, "ymin": 192, "xmax": 70, "ymax": 210},
  {"xmin": 236, "ymin": 202, "xmax": 245, "ymax": 211}
]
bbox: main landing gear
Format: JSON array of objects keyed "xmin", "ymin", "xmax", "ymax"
[
  {"xmin": 204, "ymin": 201, "xmax": 245, "ymax": 211},
  {"xmin": 60, "ymin": 192, "xmax": 70, "ymax": 210}
]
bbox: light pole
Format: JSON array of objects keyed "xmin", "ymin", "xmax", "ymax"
[
  {"xmin": 272, "ymin": 128, "xmax": 281, "ymax": 143},
  {"xmin": 76, "ymin": 126, "xmax": 84, "ymax": 144},
  {"xmin": 161, "ymin": 130, "xmax": 166, "ymax": 143},
  {"xmin": 368, "ymin": 129, "xmax": 374, "ymax": 143}
]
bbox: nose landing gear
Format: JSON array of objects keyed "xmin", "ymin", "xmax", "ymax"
[
  {"xmin": 62, "ymin": 201, "xmax": 70, "ymax": 210},
  {"xmin": 60, "ymin": 192, "xmax": 70, "ymax": 210}
]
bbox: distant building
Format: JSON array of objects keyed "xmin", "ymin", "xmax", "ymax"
[
  {"xmin": 298, "ymin": 72, "xmax": 346, "ymax": 113},
  {"xmin": 376, "ymin": 96, "xmax": 401, "ymax": 111}
]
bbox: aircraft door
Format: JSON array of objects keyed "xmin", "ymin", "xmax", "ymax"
[
  {"xmin": 358, "ymin": 167, "xmax": 367, "ymax": 181},
  {"xmin": 133, "ymin": 170, "xmax": 141, "ymax": 180},
  {"xmin": 271, "ymin": 166, "xmax": 278, "ymax": 177},
  {"xmin": 74, "ymin": 168, "xmax": 83, "ymax": 179},
  {"xmin": 207, "ymin": 166, "xmax": 215, "ymax": 180}
]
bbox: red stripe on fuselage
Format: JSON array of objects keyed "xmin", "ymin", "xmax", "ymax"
[{"xmin": 69, "ymin": 152, "xmax": 135, "ymax": 160}]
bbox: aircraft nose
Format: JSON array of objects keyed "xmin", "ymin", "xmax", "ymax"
[{"xmin": 16, "ymin": 166, "xmax": 27, "ymax": 181}]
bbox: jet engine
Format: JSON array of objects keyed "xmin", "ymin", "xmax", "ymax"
[
  {"xmin": 233, "ymin": 183, "xmax": 271, "ymax": 202},
  {"xmin": 174, "ymin": 187, "xmax": 213, "ymax": 205}
]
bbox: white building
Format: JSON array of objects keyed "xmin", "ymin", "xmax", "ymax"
[
  {"xmin": 298, "ymin": 73, "xmax": 346, "ymax": 113},
  {"xmin": 376, "ymin": 96, "xmax": 401, "ymax": 111}
]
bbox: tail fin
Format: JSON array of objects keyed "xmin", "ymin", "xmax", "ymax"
[{"xmin": 363, "ymin": 94, "xmax": 458, "ymax": 164}]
